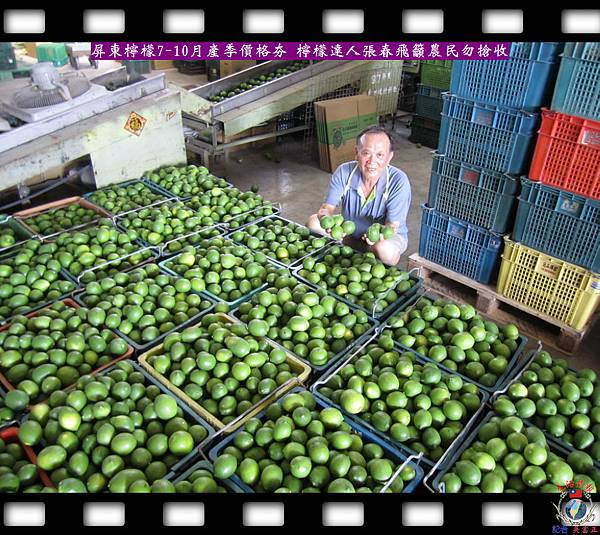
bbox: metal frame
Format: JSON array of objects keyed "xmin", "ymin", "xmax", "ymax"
[{"xmin": 182, "ymin": 60, "xmax": 402, "ymax": 163}]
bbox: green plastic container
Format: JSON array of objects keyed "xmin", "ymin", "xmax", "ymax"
[
  {"xmin": 0, "ymin": 43, "xmax": 16, "ymax": 71},
  {"xmin": 421, "ymin": 60, "xmax": 453, "ymax": 90},
  {"xmin": 36, "ymin": 43, "xmax": 69, "ymax": 67},
  {"xmin": 124, "ymin": 61, "xmax": 152, "ymax": 75}
]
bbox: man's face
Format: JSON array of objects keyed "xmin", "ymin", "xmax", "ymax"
[{"xmin": 356, "ymin": 132, "xmax": 394, "ymax": 183}]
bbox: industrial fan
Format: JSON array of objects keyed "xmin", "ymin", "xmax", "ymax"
[{"xmin": 2, "ymin": 62, "xmax": 108, "ymax": 123}]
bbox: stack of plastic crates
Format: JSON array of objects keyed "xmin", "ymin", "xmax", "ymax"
[
  {"xmin": 498, "ymin": 42, "xmax": 600, "ymax": 330},
  {"xmin": 419, "ymin": 43, "xmax": 563, "ymax": 285},
  {"xmin": 409, "ymin": 60, "xmax": 452, "ymax": 148}
]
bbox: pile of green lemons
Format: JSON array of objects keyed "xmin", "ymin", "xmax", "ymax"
[
  {"xmin": 439, "ymin": 414, "xmax": 598, "ymax": 493},
  {"xmin": 17, "ymin": 360, "xmax": 210, "ymax": 493},
  {"xmin": 0, "ymin": 300, "xmax": 130, "ymax": 404},
  {"xmin": 165, "ymin": 239, "xmax": 275, "ymax": 303},
  {"xmin": 494, "ymin": 350, "xmax": 600, "ymax": 460},
  {"xmin": 23, "ymin": 204, "xmax": 100, "ymax": 237},
  {"xmin": 212, "ymin": 390, "xmax": 417, "ymax": 493},
  {"xmin": 144, "ymin": 314, "xmax": 305, "ymax": 425},
  {"xmin": 382, "ymin": 296, "xmax": 522, "ymax": 389},
  {"xmin": 89, "ymin": 182, "xmax": 167, "ymax": 215},
  {"xmin": 317, "ymin": 338, "xmax": 484, "ymax": 463},
  {"xmin": 230, "ymin": 218, "xmax": 329, "ymax": 266},
  {"xmin": 236, "ymin": 282, "xmax": 372, "ymax": 368},
  {"xmin": 80, "ymin": 263, "xmax": 213, "ymax": 347},
  {"xmin": 298, "ymin": 245, "xmax": 416, "ymax": 313}
]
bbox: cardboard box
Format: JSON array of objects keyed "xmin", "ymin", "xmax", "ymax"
[
  {"xmin": 24, "ymin": 42, "xmax": 37, "ymax": 58},
  {"xmin": 219, "ymin": 60, "xmax": 256, "ymax": 78},
  {"xmin": 314, "ymin": 95, "xmax": 378, "ymax": 173},
  {"xmin": 152, "ymin": 60, "xmax": 175, "ymax": 70}
]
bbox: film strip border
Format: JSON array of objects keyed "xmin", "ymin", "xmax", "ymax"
[
  {"xmin": 0, "ymin": 494, "xmax": 575, "ymax": 529},
  {"xmin": 1, "ymin": 7, "xmax": 600, "ymax": 40}
]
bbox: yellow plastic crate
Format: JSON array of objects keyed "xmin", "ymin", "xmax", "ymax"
[
  {"xmin": 138, "ymin": 313, "xmax": 311, "ymax": 433},
  {"xmin": 497, "ymin": 237, "xmax": 600, "ymax": 330}
]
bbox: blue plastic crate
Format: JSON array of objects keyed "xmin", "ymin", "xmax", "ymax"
[
  {"xmin": 384, "ymin": 290, "xmax": 529, "ymax": 394},
  {"xmin": 208, "ymin": 387, "xmax": 424, "ymax": 493},
  {"xmin": 496, "ymin": 350, "xmax": 600, "ymax": 469},
  {"xmin": 450, "ymin": 43, "xmax": 562, "ymax": 110},
  {"xmin": 429, "ymin": 409, "xmax": 589, "ymax": 492},
  {"xmin": 73, "ymin": 271, "xmax": 216, "ymax": 354},
  {"xmin": 438, "ymin": 94, "xmax": 540, "ymax": 174},
  {"xmin": 158, "ymin": 239, "xmax": 269, "ymax": 309},
  {"xmin": 552, "ymin": 42, "xmax": 600, "ymax": 122},
  {"xmin": 168, "ymin": 458, "xmax": 245, "ymax": 492},
  {"xmin": 141, "ymin": 176, "xmax": 235, "ymax": 200},
  {"xmin": 225, "ymin": 215, "xmax": 333, "ymax": 270},
  {"xmin": 513, "ymin": 178, "xmax": 600, "ymax": 273},
  {"xmin": 418, "ymin": 204, "xmax": 503, "ymax": 284},
  {"xmin": 292, "ymin": 244, "xmax": 424, "ymax": 321},
  {"xmin": 311, "ymin": 351, "xmax": 490, "ymax": 469},
  {"xmin": 427, "ymin": 153, "xmax": 519, "ymax": 233},
  {"xmin": 83, "ymin": 179, "xmax": 171, "ymax": 216},
  {"xmin": 59, "ymin": 247, "xmax": 159, "ymax": 288},
  {"xmin": 98, "ymin": 360, "xmax": 216, "ymax": 476},
  {"xmin": 0, "ymin": 217, "xmax": 35, "ymax": 257},
  {"xmin": 231, "ymin": 306, "xmax": 379, "ymax": 376}
]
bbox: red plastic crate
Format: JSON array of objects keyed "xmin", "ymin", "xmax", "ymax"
[
  {"xmin": 529, "ymin": 109, "xmax": 600, "ymax": 200},
  {"xmin": 0, "ymin": 426, "xmax": 54, "ymax": 488}
]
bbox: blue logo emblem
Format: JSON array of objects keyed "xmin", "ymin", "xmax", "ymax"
[{"xmin": 565, "ymin": 499, "xmax": 588, "ymax": 521}]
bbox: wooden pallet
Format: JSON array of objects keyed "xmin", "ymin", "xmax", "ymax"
[{"xmin": 408, "ymin": 254, "xmax": 599, "ymax": 355}]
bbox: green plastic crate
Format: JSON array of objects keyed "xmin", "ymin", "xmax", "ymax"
[
  {"xmin": 409, "ymin": 115, "xmax": 441, "ymax": 149},
  {"xmin": 124, "ymin": 61, "xmax": 152, "ymax": 75},
  {"xmin": 0, "ymin": 43, "xmax": 16, "ymax": 71},
  {"xmin": 421, "ymin": 60, "xmax": 453, "ymax": 89},
  {"xmin": 416, "ymin": 84, "xmax": 444, "ymax": 121},
  {"xmin": 36, "ymin": 43, "xmax": 68, "ymax": 67}
]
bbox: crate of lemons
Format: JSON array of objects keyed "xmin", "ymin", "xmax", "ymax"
[
  {"xmin": 18, "ymin": 203, "xmax": 102, "ymax": 238},
  {"xmin": 493, "ymin": 350, "xmax": 600, "ymax": 465},
  {"xmin": 0, "ymin": 426, "xmax": 54, "ymax": 492},
  {"xmin": 139, "ymin": 313, "xmax": 310, "ymax": 430},
  {"xmin": 297, "ymin": 245, "xmax": 420, "ymax": 317},
  {"xmin": 314, "ymin": 337, "xmax": 487, "ymax": 465},
  {"xmin": 183, "ymin": 188, "xmax": 276, "ymax": 230},
  {"xmin": 208, "ymin": 389, "xmax": 423, "ymax": 493},
  {"xmin": 432, "ymin": 412, "xmax": 599, "ymax": 493},
  {"xmin": 235, "ymin": 282, "xmax": 376, "ymax": 371},
  {"xmin": 381, "ymin": 294, "xmax": 527, "ymax": 392},
  {"xmin": 87, "ymin": 181, "xmax": 169, "ymax": 216},
  {"xmin": 52, "ymin": 222, "xmax": 153, "ymax": 284},
  {"xmin": 14, "ymin": 360, "xmax": 215, "ymax": 493},
  {"xmin": 0, "ymin": 300, "xmax": 132, "ymax": 405},
  {"xmin": 161, "ymin": 238, "xmax": 280, "ymax": 306},
  {"xmin": 77, "ymin": 263, "xmax": 214, "ymax": 351},
  {"xmin": 229, "ymin": 217, "xmax": 330, "ymax": 267},
  {"xmin": 0, "ymin": 240, "xmax": 77, "ymax": 322},
  {"xmin": 143, "ymin": 165, "xmax": 231, "ymax": 198}
]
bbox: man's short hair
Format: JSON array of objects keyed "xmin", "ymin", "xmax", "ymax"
[{"xmin": 356, "ymin": 126, "xmax": 394, "ymax": 152}]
